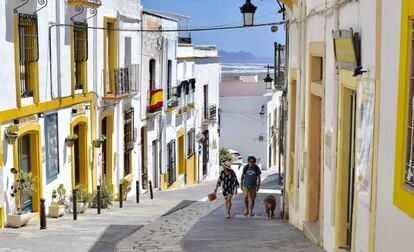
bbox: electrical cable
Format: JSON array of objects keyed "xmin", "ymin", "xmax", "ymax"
[{"xmin": 49, "ymin": 21, "xmax": 285, "ymax": 33}]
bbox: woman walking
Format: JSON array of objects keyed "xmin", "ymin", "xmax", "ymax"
[{"xmin": 214, "ymin": 161, "xmax": 239, "ymax": 218}]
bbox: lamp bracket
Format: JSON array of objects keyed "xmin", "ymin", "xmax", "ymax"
[{"xmin": 70, "ymin": 5, "xmax": 85, "ymax": 21}]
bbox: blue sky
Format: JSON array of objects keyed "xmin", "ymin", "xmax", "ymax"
[{"xmin": 141, "ymin": 0, "xmax": 285, "ymax": 58}]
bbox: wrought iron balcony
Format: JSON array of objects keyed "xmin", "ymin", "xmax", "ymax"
[
  {"xmin": 103, "ymin": 65, "xmax": 139, "ymax": 100},
  {"xmin": 203, "ymin": 104, "xmax": 217, "ymax": 124},
  {"xmin": 67, "ymin": 0, "xmax": 102, "ymax": 8},
  {"xmin": 166, "ymin": 87, "xmax": 179, "ymax": 112}
]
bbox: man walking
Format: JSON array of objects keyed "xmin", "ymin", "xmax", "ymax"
[{"xmin": 241, "ymin": 156, "xmax": 261, "ymax": 217}]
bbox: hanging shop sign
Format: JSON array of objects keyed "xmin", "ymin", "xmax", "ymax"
[{"xmin": 332, "ymin": 28, "xmax": 366, "ymax": 76}]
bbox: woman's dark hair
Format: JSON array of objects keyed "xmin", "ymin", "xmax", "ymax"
[{"xmin": 247, "ymin": 156, "xmax": 256, "ymax": 163}]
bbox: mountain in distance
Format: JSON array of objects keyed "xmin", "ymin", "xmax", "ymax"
[{"xmin": 218, "ymin": 50, "xmax": 273, "ymax": 63}]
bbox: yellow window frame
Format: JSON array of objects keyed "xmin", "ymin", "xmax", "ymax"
[
  {"xmin": 14, "ymin": 15, "xmax": 40, "ymax": 107},
  {"xmin": 394, "ymin": 0, "xmax": 414, "ymax": 219},
  {"xmin": 103, "ymin": 17, "xmax": 118, "ymax": 95},
  {"xmin": 71, "ymin": 22, "xmax": 88, "ymax": 95}
]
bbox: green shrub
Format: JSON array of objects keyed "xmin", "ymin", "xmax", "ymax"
[{"xmin": 91, "ymin": 182, "xmax": 113, "ymax": 209}]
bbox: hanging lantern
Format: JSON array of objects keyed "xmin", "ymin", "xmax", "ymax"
[{"xmin": 240, "ymin": 0, "xmax": 257, "ymax": 27}]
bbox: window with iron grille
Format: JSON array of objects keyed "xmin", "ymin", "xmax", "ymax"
[
  {"xmin": 187, "ymin": 128, "xmax": 195, "ymax": 158},
  {"xmin": 74, "ymin": 22, "xmax": 88, "ymax": 91},
  {"xmin": 18, "ymin": 14, "xmax": 39, "ymax": 98},
  {"xmin": 124, "ymin": 107, "xmax": 134, "ymax": 153},
  {"xmin": 167, "ymin": 140, "xmax": 176, "ymax": 185},
  {"xmin": 405, "ymin": 24, "xmax": 414, "ymax": 188}
]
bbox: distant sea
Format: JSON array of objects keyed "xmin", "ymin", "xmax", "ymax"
[{"xmin": 221, "ymin": 63, "xmax": 273, "ymax": 74}]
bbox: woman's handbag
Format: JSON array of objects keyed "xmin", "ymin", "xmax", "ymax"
[{"xmin": 208, "ymin": 192, "xmax": 217, "ymax": 201}]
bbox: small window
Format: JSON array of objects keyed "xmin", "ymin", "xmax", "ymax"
[
  {"xmin": 123, "ymin": 107, "xmax": 134, "ymax": 176},
  {"xmin": 18, "ymin": 14, "xmax": 39, "ymax": 98},
  {"xmin": 187, "ymin": 128, "xmax": 195, "ymax": 158},
  {"xmin": 73, "ymin": 22, "xmax": 88, "ymax": 91},
  {"xmin": 45, "ymin": 113, "xmax": 60, "ymax": 180},
  {"xmin": 149, "ymin": 59, "xmax": 156, "ymax": 90}
]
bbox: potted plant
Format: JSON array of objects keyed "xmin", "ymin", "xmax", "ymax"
[
  {"xmin": 69, "ymin": 184, "xmax": 91, "ymax": 213},
  {"xmin": 93, "ymin": 134, "xmax": 106, "ymax": 148},
  {"xmin": 65, "ymin": 134, "xmax": 78, "ymax": 147},
  {"xmin": 91, "ymin": 180, "xmax": 113, "ymax": 209},
  {"xmin": 5, "ymin": 124, "xmax": 18, "ymax": 145},
  {"xmin": 115, "ymin": 177, "xmax": 132, "ymax": 201},
  {"xmin": 7, "ymin": 170, "xmax": 38, "ymax": 228},
  {"xmin": 48, "ymin": 184, "xmax": 66, "ymax": 218}
]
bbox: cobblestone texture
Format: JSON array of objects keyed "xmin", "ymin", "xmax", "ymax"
[{"xmin": 116, "ymin": 200, "xmax": 222, "ymax": 252}]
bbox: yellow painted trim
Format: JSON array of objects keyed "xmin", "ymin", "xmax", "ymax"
[
  {"xmin": 310, "ymin": 82, "xmax": 323, "ymax": 97},
  {"xmin": 14, "ymin": 16, "xmax": 40, "ymax": 106},
  {"xmin": 186, "ymin": 154, "xmax": 197, "ymax": 185},
  {"xmin": 103, "ymin": 17, "xmax": 118, "ymax": 95},
  {"xmin": 14, "ymin": 16, "xmax": 21, "ymax": 108},
  {"xmin": 278, "ymin": 0, "xmax": 294, "ymax": 11},
  {"xmin": 394, "ymin": 0, "xmax": 414, "ymax": 219},
  {"xmin": 70, "ymin": 116, "xmax": 89, "ymax": 191},
  {"xmin": 335, "ymin": 69, "xmax": 358, "ymax": 248},
  {"xmin": 99, "ymin": 109, "xmax": 114, "ymax": 190},
  {"xmin": 0, "ymin": 93, "xmax": 93, "ymax": 122},
  {"xmin": 177, "ymin": 129, "xmax": 185, "ymax": 176},
  {"xmin": 90, "ymin": 97, "xmax": 96, "ymax": 190},
  {"xmin": 70, "ymin": 26, "xmax": 75, "ymax": 96},
  {"xmin": 287, "ymin": 68, "xmax": 298, "ymax": 202},
  {"xmin": 66, "ymin": 0, "xmax": 102, "ymax": 8},
  {"xmin": 13, "ymin": 123, "xmax": 43, "ymax": 213}
]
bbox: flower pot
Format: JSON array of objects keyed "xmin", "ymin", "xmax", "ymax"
[
  {"xmin": 65, "ymin": 139, "xmax": 75, "ymax": 147},
  {"xmin": 7, "ymin": 213, "xmax": 33, "ymax": 228},
  {"xmin": 76, "ymin": 202, "xmax": 88, "ymax": 213},
  {"xmin": 48, "ymin": 205, "xmax": 65, "ymax": 218},
  {"xmin": 93, "ymin": 140, "xmax": 103, "ymax": 148},
  {"xmin": 6, "ymin": 133, "xmax": 18, "ymax": 145}
]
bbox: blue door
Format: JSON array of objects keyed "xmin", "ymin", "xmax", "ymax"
[{"xmin": 18, "ymin": 134, "xmax": 32, "ymax": 213}]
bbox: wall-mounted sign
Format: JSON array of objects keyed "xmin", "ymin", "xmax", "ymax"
[
  {"xmin": 332, "ymin": 28, "xmax": 364, "ymax": 75},
  {"xmin": 72, "ymin": 104, "xmax": 86, "ymax": 116},
  {"xmin": 14, "ymin": 114, "xmax": 37, "ymax": 125}
]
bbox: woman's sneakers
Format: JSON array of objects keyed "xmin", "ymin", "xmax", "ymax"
[{"xmin": 225, "ymin": 214, "xmax": 231, "ymax": 219}]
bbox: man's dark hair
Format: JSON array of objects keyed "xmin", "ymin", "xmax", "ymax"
[{"xmin": 247, "ymin": 156, "xmax": 256, "ymax": 163}]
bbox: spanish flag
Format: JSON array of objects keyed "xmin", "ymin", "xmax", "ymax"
[{"xmin": 149, "ymin": 89, "xmax": 164, "ymax": 113}]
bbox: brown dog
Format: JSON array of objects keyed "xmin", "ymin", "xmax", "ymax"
[{"xmin": 264, "ymin": 195, "xmax": 276, "ymax": 219}]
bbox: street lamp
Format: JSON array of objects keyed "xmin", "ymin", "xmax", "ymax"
[{"xmin": 240, "ymin": 0, "xmax": 257, "ymax": 27}]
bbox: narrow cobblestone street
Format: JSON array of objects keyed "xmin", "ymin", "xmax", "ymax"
[{"xmin": 116, "ymin": 171, "xmax": 323, "ymax": 252}]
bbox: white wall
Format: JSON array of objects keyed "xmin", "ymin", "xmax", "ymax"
[{"xmin": 220, "ymin": 96, "xmax": 271, "ymax": 169}]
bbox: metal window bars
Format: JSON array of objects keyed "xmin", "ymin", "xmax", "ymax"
[
  {"xmin": 123, "ymin": 107, "xmax": 134, "ymax": 152},
  {"xmin": 103, "ymin": 64, "xmax": 139, "ymax": 97},
  {"xmin": 204, "ymin": 104, "xmax": 217, "ymax": 121},
  {"xmin": 167, "ymin": 87, "xmax": 179, "ymax": 109},
  {"xmin": 74, "ymin": 22, "xmax": 88, "ymax": 90},
  {"xmin": 406, "ymin": 27, "xmax": 414, "ymax": 187},
  {"xmin": 18, "ymin": 14, "xmax": 39, "ymax": 98},
  {"xmin": 167, "ymin": 140, "xmax": 176, "ymax": 185},
  {"xmin": 274, "ymin": 42, "xmax": 286, "ymax": 90}
]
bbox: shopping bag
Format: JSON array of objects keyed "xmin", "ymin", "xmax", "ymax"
[{"xmin": 208, "ymin": 192, "xmax": 217, "ymax": 201}]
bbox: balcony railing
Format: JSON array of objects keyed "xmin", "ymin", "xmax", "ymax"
[
  {"xmin": 103, "ymin": 64, "xmax": 139, "ymax": 99},
  {"xmin": 67, "ymin": 0, "xmax": 102, "ymax": 8},
  {"xmin": 166, "ymin": 87, "xmax": 179, "ymax": 112},
  {"xmin": 203, "ymin": 104, "xmax": 217, "ymax": 124}
]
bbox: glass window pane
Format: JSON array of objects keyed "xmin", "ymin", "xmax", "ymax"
[{"xmin": 45, "ymin": 113, "xmax": 60, "ymax": 180}]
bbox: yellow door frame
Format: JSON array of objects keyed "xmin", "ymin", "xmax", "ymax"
[
  {"xmin": 177, "ymin": 128, "xmax": 185, "ymax": 177},
  {"xmin": 13, "ymin": 123, "xmax": 43, "ymax": 213},
  {"xmin": 70, "ymin": 116, "xmax": 89, "ymax": 190},
  {"xmin": 100, "ymin": 109, "xmax": 114, "ymax": 191},
  {"xmin": 305, "ymin": 42, "xmax": 325, "ymax": 230},
  {"xmin": 0, "ymin": 131, "xmax": 3, "ymax": 228},
  {"xmin": 335, "ymin": 69, "xmax": 358, "ymax": 250}
]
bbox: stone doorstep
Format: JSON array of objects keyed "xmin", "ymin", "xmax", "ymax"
[{"xmin": 303, "ymin": 221, "xmax": 321, "ymax": 246}]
